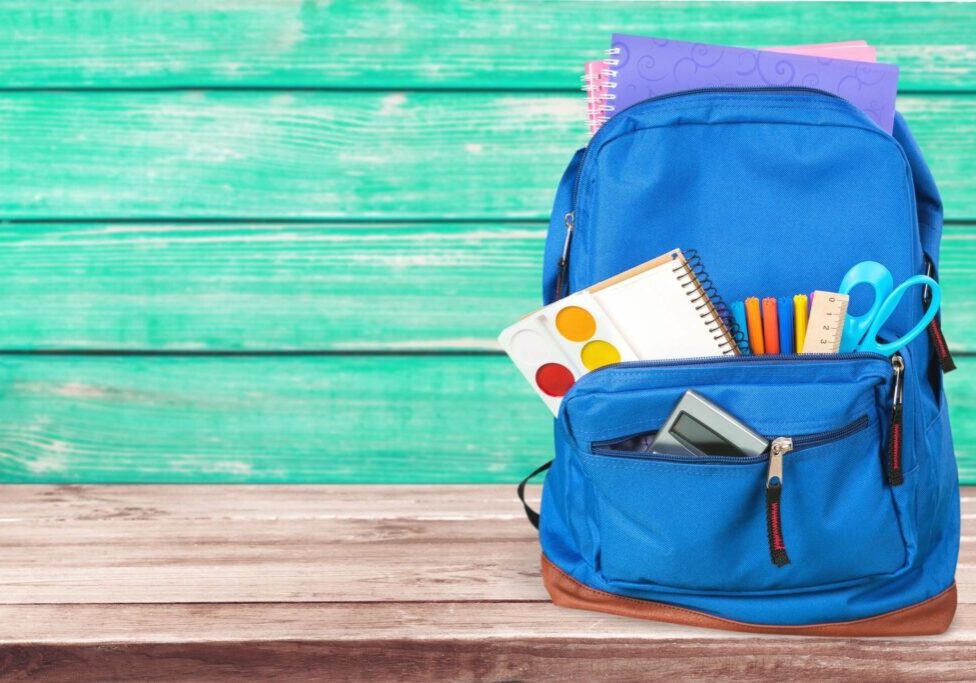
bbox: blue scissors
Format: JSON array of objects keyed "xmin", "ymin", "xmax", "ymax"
[{"xmin": 838, "ymin": 261, "xmax": 941, "ymax": 355}]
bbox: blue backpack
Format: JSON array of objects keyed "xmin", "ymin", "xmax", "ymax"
[{"xmin": 518, "ymin": 88, "xmax": 959, "ymax": 635}]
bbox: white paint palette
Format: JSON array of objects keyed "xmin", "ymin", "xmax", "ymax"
[{"xmin": 498, "ymin": 290, "xmax": 637, "ymax": 415}]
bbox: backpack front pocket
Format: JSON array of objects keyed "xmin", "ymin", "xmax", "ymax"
[{"xmin": 561, "ymin": 354, "xmax": 907, "ymax": 594}]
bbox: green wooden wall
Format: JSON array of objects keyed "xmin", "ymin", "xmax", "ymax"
[{"xmin": 0, "ymin": 2, "xmax": 973, "ymax": 482}]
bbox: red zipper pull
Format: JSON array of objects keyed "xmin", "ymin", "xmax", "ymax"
[
  {"xmin": 886, "ymin": 354, "xmax": 905, "ymax": 486},
  {"xmin": 924, "ymin": 259, "xmax": 955, "ymax": 373},
  {"xmin": 927, "ymin": 318, "xmax": 956, "ymax": 373},
  {"xmin": 765, "ymin": 437, "xmax": 792, "ymax": 567}
]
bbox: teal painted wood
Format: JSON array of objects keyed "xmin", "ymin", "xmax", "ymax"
[
  {"xmin": 0, "ymin": 355, "xmax": 552, "ymax": 483},
  {"xmin": 0, "ymin": 221, "xmax": 972, "ymax": 353},
  {"xmin": 0, "ymin": 92, "xmax": 973, "ymax": 219},
  {"xmin": 0, "ymin": 3, "xmax": 972, "ymax": 485},
  {"xmin": 940, "ymin": 225, "xmax": 976, "ymax": 353},
  {"xmin": 0, "ymin": 221, "xmax": 543, "ymax": 351},
  {"xmin": 0, "ymin": 355, "xmax": 970, "ymax": 484},
  {"xmin": 0, "ymin": 2, "xmax": 973, "ymax": 90}
]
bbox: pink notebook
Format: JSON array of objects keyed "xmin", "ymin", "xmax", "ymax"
[
  {"xmin": 583, "ymin": 40, "xmax": 880, "ymax": 135},
  {"xmin": 583, "ymin": 60, "xmax": 611, "ymax": 134},
  {"xmin": 769, "ymin": 41, "xmax": 877, "ymax": 63}
]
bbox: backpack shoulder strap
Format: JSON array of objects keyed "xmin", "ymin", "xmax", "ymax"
[{"xmin": 516, "ymin": 460, "xmax": 552, "ymax": 529}]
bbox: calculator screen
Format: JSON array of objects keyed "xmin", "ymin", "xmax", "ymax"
[{"xmin": 671, "ymin": 411, "xmax": 747, "ymax": 457}]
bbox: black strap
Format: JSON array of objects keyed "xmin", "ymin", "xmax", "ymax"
[{"xmin": 516, "ymin": 460, "xmax": 552, "ymax": 529}]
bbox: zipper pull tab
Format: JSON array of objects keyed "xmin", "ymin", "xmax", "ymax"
[
  {"xmin": 924, "ymin": 259, "xmax": 955, "ymax": 373},
  {"xmin": 765, "ymin": 437, "xmax": 792, "ymax": 567},
  {"xmin": 886, "ymin": 354, "xmax": 905, "ymax": 486},
  {"xmin": 554, "ymin": 212, "xmax": 574, "ymax": 300},
  {"xmin": 926, "ymin": 319, "xmax": 956, "ymax": 373}
]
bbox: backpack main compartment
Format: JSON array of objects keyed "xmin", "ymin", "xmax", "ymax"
[{"xmin": 536, "ymin": 89, "xmax": 959, "ymax": 635}]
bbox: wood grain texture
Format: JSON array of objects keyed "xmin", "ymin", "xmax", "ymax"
[
  {"xmin": 0, "ymin": 2, "xmax": 974, "ymax": 90},
  {"xmin": 940, "ymin": 224, "xmax": 976, "ymax": 352},
  {"xmin": 0, "ymin": 92, "xmax": 974, "ymax": 220},
  {"xmin": 0, "ymin": 221, "xmax": 972, "ymax": 353},
  {"xmin": 5, "ymin": 637, "xmax": 976, "ymax": 683},
  {"xmin": 0, "ymin": 355, "xmax": 552, "ymax": 483},
  {"xmin": 3, "ymin": 601, "xmax": 975, "ymax": 643},
  {"xmin": 0, "ymin": 222, "xmax": 542, "ymax": 351},
  {"xmin": 0, "ymin": 356, "xmax": 972, "ymax": 484},
  {"xmin": 0, "ymin": 484, "xmax": 970, "ymax": 604},
  {"xmin": 0, "ymin": 484, "xmax": 972, "ymax": 681},
  {"xmin": 0, "ymin": 1, "xmax": 973, "ymax": 497}
]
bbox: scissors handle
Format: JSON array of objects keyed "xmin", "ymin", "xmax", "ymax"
[
  {"xmin": 838, "ymin": 261, "xmax": 893, "ymax": 353},
  {"xmin": 857, "ymin": 276, "xmax": 941, "ymax": 356}
]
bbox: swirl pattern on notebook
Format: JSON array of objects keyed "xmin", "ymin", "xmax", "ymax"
[{"xmin": 604, "ymin": 35, "xmax": 898, "ymax": 132}]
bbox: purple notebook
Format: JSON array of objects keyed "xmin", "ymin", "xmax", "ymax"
[{"xmin": 609, "ymin": 35, "xmax": 899, "ymax": 132}]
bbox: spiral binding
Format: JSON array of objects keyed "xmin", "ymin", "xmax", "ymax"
[
  {"xmin": 581, "ymin": 53, "xmax": 619, "ymax": 133},
  {"xmin": 672, "ymin": 249, "xmax": 742, "ymax": 355},
  {"xmin": 600, "ymin": 47, "xmax": 621, "ymax": 119}
]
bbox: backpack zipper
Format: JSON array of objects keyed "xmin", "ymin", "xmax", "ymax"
[
  {"xmin": 885, "ymin": 353, "xmax": 905, "ymax": 486},
  {"xmin": 555, "ymin": 86, "xmax": 854, "ymax": 299},
  {"xmin": 554, "ymin": 211, "xmax": 574, "ymax": 300},
  {"xmin": 591, "ymin": 414, "xmax": 869, "ymax": 462},
  {"xmin": 764, "ymin": 409, "xmax": 884, "ymax": 568},
  {"xmin": 568, "ymin": 351, "xmax": 890, "ymax": 400},
  {"xmin": 592, "ymin": 415, "xmax": 868, "ymax": 569},
  {"xmin": 765, "ymin": 436, "xmax": 793, "ymax": 567}
]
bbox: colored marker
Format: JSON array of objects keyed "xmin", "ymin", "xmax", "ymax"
[
  {"xmin": 730, "ymin": 300, "xmax": 751, "ymax": 355},
  {"xmin": 745, "ymin": 297, "xmax": 765, "ymax": 355},
  {"xmin": 793, "ymin": 294, "xmax": 809, "ymax": 353},
  {"xmin": 762, "ymin": 297, "xmax": 780, "ymax": 354},
  {"xmin": 778, "ymin": 297, "xmax": 794, "ymax": 356}
]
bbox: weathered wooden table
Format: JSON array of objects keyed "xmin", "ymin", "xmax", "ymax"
[{"xmin": 1, "ymin": 485, "xmax": 973, "ymax": 681}]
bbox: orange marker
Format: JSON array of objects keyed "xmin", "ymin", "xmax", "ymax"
[
  {"xmin": 762, "ymin": 297, "xmax": 780, "ymax": 354},
  {"xmin": 744, "ymin": 297, "xmax": 765, "ymax": 355}
]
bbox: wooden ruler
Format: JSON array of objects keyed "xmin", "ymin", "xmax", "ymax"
[{"xmin": 801, "ymin": 290, "xmax": 849, "ymax": 354}]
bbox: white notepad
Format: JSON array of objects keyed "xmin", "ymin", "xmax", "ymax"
[{"xmin": 590, "ymin": 249, "xmax": 738, "ymax": 359}]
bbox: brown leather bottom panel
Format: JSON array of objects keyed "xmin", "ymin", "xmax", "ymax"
[{"xmin": 541, "ymin": 555, "xmax": 956, "ymax": 637}]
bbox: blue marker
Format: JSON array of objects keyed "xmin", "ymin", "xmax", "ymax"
[
  {"xmin": 730, "ymin": 300, "xmax": 751, "ymax": 355},
  {"xmin": 777, "ymin": 297, "xmax": 794, "ymax": 355}
]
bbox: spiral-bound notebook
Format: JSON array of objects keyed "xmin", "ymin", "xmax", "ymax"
[
  {"xmin": 604, "ymin": 34, "xmax": 898, "ymax": 132},
  {"xmin": 499, "ymin": 249, "xmax": 737, "ymax": 414},
  {"xmin": 583, "ymin": 60, "xmax": 611, "ymax": 134},
  {"xmin": 584, "ymin": 40, "xmax": 882, "ymax": 135},
  {"xmin": 589, "ymin": 249, "xmax": 739, "ymax": 359}
]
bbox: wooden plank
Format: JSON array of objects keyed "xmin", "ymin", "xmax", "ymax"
[
  {"xmin": 2, "ymin": 601, "xmax": 974, "ymax": 644},
  {"xmin": 0, "ymin": 221, "xmax": 972, "ymax": 352},
  {"xmin": 0, "ymin": 484, "xmax": 536, "ymax": 522},
  {"xmin": 0, "ymin": 485, "xmax": 972, "ymax": 681},
  {"xmin": 0, "ymin": 484, "xmax": 969, "ymax": 605},
  {"xmin": 3, "ymin": 527, "xmax": 963, "ymax": 600},
  {"xmin": 4, "ymin": 630, "xmax": 976, "ymax": 683},
  {"xmin": 0, "ymin": 525, "xmax": 543, "ymax": 603},
  {"xmin": 0, "ymin": 222, "xmax": 542, "ymax": 351},
  {"xmin": 0, "ymin": 482, "xmax": 972, "ymax": 524},
  {"xmin": 11, "ymin": 518, "xmax": 969, "ymax": 605},
  {"xmin": 949, "ymin": 364, "xmax": 976, "ymax": 484},
  {"xmin": 940, "ymin": 224, "xmax": 976, "ymax": 352},
  {"xmin": 0, "ymin": 355, "xmax": 552, "ymax": 484},
  {"xmin": 0, "ymin": 92, "xmax": 974, "ymax": 221},
  {"xmin": 0, "ymin": 485, "xmax": 970, "ymax": 604},
  {"xmin": 0, "ymin": 356, "xmax": 972, "ymax": 484},
  {"xmin": 0, "ymin": 2, "xmax": 974, "ymax": 90}
]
